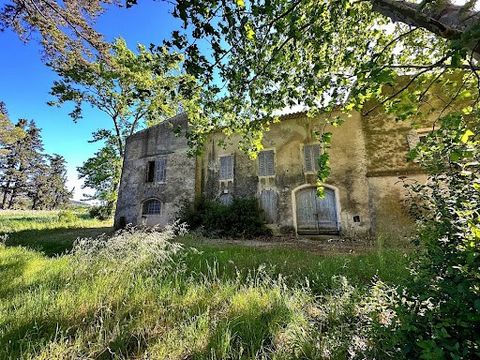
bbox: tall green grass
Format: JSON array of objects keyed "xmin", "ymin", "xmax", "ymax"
[
  {"xmin": 0, "ymin": 225, "xmax": 410, "ymax": 359},
  {"xmin": 0, "ymin": 211, "xmax": 412, "ymax": 359},
  {"xmin": 0, "ymin": 209, "xmax": 112, "ymax": 255},
  {"xmin": 179, "ymin": 235, "xmax": 411, "ymax": 291}
]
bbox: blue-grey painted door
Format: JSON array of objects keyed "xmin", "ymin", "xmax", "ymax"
[{"xmin": 296, "ymin": 187, "xmax": 338, "ymax": 234}]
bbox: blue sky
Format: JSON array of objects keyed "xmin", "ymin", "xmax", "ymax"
[{"xmin": 0, "ymin": 0, "xmax": 181, "ymax": 200}]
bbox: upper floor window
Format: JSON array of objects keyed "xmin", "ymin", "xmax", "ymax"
[
  {"xmin": 304, "ymin": 144, "xmax": 321, "ymax": 173},
  {"xmin": 258, "ymin": 150, "xmax": 275, "ymax": 176},
  {"xmin": 145, "ymin": 157, "xmax": 167, "ymax": 183},
  {"xmin": 219, "ymin": 155, "xmax": 234, "ymax": 180},
  {"xmin": 142, "ymin": 199, "xmax": 161, "ymax": 215},
  {"xmin": 146, "ymin": 161, "xmax": 155, "ymax": 183},
  {"xmin": 155, "ymin": 157, "xmax": 167, "ymax": 183}
]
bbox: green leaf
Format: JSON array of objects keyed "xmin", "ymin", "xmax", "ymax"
[
  {"xmin": 461, "ymin": 130, "xmax": 474, "ymax": 144},
  {"xmin": 244, "ymin": 23, "xmax": 255, "ymax": 40}
]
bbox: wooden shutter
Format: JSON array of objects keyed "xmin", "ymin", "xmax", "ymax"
[
  {"xmin": 259, "ymin": 190, "xmax": 277, "ymax": 223},
  {"xmin": 220, "ymin": 155, "xmax": 234, "ymax": 180},
  {"xmin": 155, "ymin": 157, "xmax": 167, "ymax": 183},
  {"xmin": 258, "ymin": 150, "xmax": 275, "ymax": 176},
  {"xmin": 304, "ymin": 144, "xmax": 321, "ymax": 172},
  {"xmin": 258, "ymin": 152, "xmax": 266, "ymax": 176}
]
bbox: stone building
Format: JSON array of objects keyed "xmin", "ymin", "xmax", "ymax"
[{"xmin": 115, "ymin": 108, "xmax": 431, "ymax": 240}]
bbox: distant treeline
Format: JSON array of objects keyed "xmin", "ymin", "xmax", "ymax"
[{"xmin": 0, "ymin": 101, "xmax": 71, "ymax": 210}]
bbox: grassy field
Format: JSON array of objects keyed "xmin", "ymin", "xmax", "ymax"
[
  {"xmin": 0, "ymin": 211, "xmax": 412, "ymax": 359},
  {"xmin": 0, "ymin": 209, "xmax": 113, "ymax": 255}
]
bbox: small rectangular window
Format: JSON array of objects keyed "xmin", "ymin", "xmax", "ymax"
[
  {"xmin": 155, "ymin": 157, "xmax": 167, "ymax": 183},
  {"xmin": 258, "ymin": 150, "xmax": 275, "ymax": 176},
  {"xmin": 146, "ymin": 161, "xmax": 155, "ymax": 183},
  {"xmin": 219, "ymin": 155, "xmax": 234, "ymax": 180},
  {"xmin": 304, "ymin": 144, "xmax": 321, "ymax": 173}
]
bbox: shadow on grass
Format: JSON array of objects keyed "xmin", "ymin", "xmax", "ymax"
[{"xmin": 4, "ymin": 226, "xmax": 113, "ymax": 256}]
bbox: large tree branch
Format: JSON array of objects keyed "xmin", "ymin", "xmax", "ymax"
[{"xmin": 370, "ymin": 0, "xmax": 480, "ymax": 56}]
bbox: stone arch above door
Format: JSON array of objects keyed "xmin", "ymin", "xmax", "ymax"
[{"xmin": 292, "ymin": 184, "xmax": 341, "ymax": 235}]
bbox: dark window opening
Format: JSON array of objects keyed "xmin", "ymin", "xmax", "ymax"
[{"xmin": 146, "ymin": 161, "xmax": 155, "ymax": 183}]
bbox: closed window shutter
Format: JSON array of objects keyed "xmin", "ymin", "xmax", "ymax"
[
  {"xmin": 220, "ymin": 155, "xmax": 234, "ymax": 180},
  {"xmin": 304, "ymin": 144, "xmax": 321, "ymax": 172},
  {"xmin": 155, "ymin": 157, "xmax": 167, "ymax": 183},
  {"xmin": 266, "ymin": 151, "xmax": 275, "ymax": 175},
  {"xmin": 259, "ymin": 150, "xmax": 275, "ymax": 176},
  {"xmin": 304, "ymin": 146, "xmax": 313, "ymax": 172},
  {"xmin": 259, "ymin": 190, "xmax": 277, "ymax": 223},
  {"xmin": 228, "ymin": 156, "xmax": 233, "ymax": 179}
]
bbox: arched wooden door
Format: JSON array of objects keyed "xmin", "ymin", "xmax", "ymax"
[{"xmin": 295, "ymin": 187, "xmax": 339, "ymax": 234}]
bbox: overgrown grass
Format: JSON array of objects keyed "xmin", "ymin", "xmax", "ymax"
[
  {"xmin": 0, "ymin": 211, "xmax": 412, "ymax": 359},
  {"xmin": 179, "ymin": 235, "xmax": 410, "ymax": 291},
  {"xmin": 0, "ymin": 209, "xmax": 112, "ymax": 255}
]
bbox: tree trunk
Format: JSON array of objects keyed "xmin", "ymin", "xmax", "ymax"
[
  {"xmin": 1, "ymin": 182, "xmax": 10, "ymax": 209},
  {"xmin": 8, "ymin": 188, "xmax": 17, "ymax": 209},
  {"xmin": 371, "ymin": 0, "xmax": 480, "ymax": 57}
]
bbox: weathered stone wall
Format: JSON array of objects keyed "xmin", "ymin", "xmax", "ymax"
[
  {"xmin": 200, "ymin": 111, "xmax": 372, "ymax": 236},
  {"xmin": 361, "ymin": 93, "xmax": 441, "ymax": 241},
  {"xmin": 115, "ymin": 114, "xmax": 196, "ymax": 228},
  {"xmin": 116, "ymin": 102, "xmax": 438, "ymax": 239},
  {"xmin": 367, "ymin": 174, "xmax": 427, "ymax": 245}
]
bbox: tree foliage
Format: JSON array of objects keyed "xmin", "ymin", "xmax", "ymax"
[
  {"xmin": 0, "ymin": 0, "xmax": 119, "ymax": 67},
  {"xmin": 77, "ymin": 139, "xmax": 122, "ymax": 208},
  {"xmin": 50, "ymin": 37, "xmax": 203, "ymax": 208},
  {"xmin": 0, "ymin": 119, "xmax": 44, "ymax": 208},
  {"xmin": 129, "ymin": 0, "xmax": 480, "ymax": 157},
  {"xmin": 0, "ymin": 103, "xmax": 71, "ymax": 209},
  {"xmin": 380, "ymin": 112, "xmax": 480, "ymax": 359},
  {"xmin": 145, "ymin": 1, "xmax": 480, "ymax": 357},
  {"xmin": 49, "ymin": 37, "xmax": 201, "ymax": 157}
]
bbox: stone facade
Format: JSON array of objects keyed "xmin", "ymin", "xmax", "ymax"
[
  {"xmin": 115, "ymin": 115, "xmax": 196, "ymax": 228},
  {"xmin": 115, "ymin": 109, "xmax": 431, "ymax": 241}
]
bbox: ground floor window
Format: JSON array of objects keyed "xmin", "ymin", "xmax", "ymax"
[{"xmin": 142, "ymin": 199, "xmax": 161, "ymax": 215}]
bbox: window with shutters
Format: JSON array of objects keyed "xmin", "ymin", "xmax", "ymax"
[
  {"xmin": 155, "ymin": 157, "xmax": 167, "ymax": 183},
  {"xmin": 219, "ymin": 155, "xmax": 234, "ymax": 180},
  {"xmin": 142, "ymin": 199, "xmax": 161, "ymax": 215},
  {"xmin": 303, "ymin": 144, "xmax": 321, "ymax": 173},
  {"xmin": 258, "ymin": 150, "xmax": 275, "ymax": 176}
]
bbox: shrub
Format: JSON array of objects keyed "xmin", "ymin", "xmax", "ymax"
[
  {"xmin": 88, "ymin": 204, "xmax": 113, "ymax": 220},
  {"xmin": 397, "ymin": 113, "xmax": 480, "ymax": 359},
  {"xmin": 57, "ymin": 210, "xmax": 77, "ymax": 223},
  {"xmin": 179, "ymin": 197, "xmax": 271, "ymax": 238}
]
